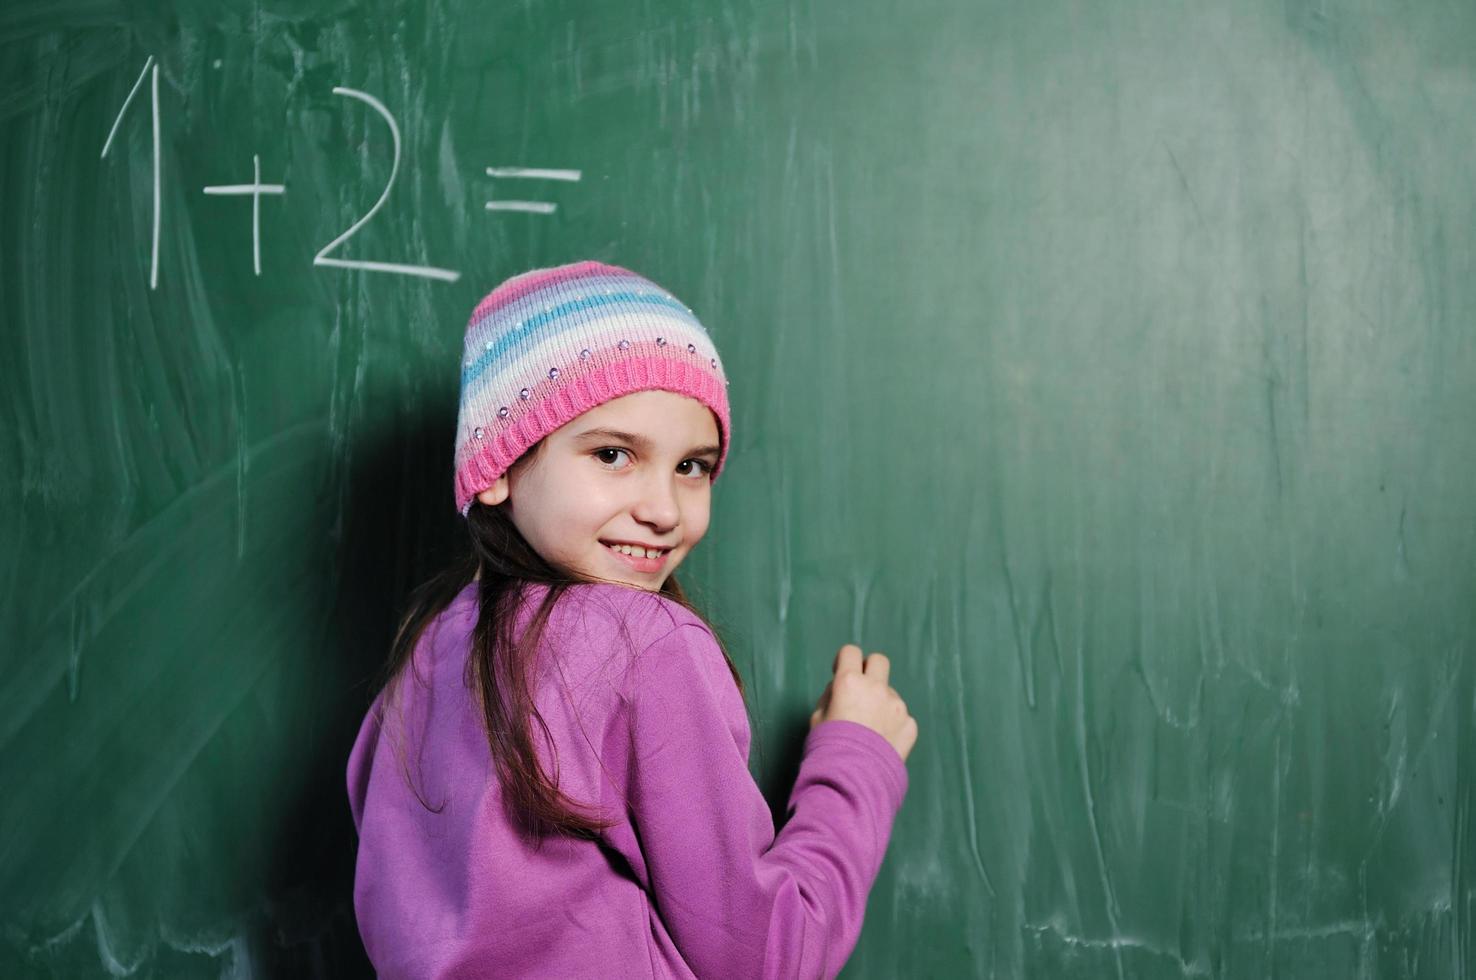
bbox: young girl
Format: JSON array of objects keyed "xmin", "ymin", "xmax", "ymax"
[{"xmin": 346, "ymin": 260, "xmax": 918, "ymax": 979}]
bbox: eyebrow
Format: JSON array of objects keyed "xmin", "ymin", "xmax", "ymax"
[{"xmin": 573, "ymin": 427, "xmax": 721, "ymax": 460}]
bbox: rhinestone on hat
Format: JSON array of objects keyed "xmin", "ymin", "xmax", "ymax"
[
  {"xmin": 498, "ymin": 407, "xmax": 510, "ymax": 419},
  {"xmin": 687, "ymin": 343, "xmax": 696, "ymax": 353},
  {"xmin": 580, "ymin": 349, "xmax": 591, "ymax": 360},
  {"xmin": 548, "ymin": 367, "xmax": 560, "ymax": 380},
  {"xmin": 618, "ymin": 339, "xmax": 630, "ymax": 350},
  {"xmin": 474, "ymin": 426, "xmax": 484, "ymax": 440},
  {"xmin": 519, "ymin": 387, "xmax": 531, "ymax": 400},
  {"xmin": 656, "ymin": 337, "xmax": 667, "ymax": 346}
]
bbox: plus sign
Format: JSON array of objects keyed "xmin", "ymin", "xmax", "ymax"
[{"xmin": 202, "ymin": 154, "xmax": 286, "ymax": 275}]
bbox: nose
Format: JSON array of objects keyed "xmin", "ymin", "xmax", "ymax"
[{"xmin": 631, "ymin": 470, "xmax": 681, "ymax": 531}]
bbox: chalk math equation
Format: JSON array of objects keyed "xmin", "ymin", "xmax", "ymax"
[{"xmin": 102, "ymin": 58, "xmax": 582, "ymax": 287}]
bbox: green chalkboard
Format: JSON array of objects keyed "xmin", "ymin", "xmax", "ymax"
[{"xmin": 4, "ymin": 1, "xmax": 1476, "ymax": 976}]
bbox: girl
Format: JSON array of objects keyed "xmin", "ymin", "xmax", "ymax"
[{"xmin": 346, "ymin": 260, "xmax": 918, "ymax": 979}]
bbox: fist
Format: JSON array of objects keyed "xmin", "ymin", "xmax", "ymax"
[{"xmin": 809, "ymin": 644, "xmax": 918, "ymax": 763}]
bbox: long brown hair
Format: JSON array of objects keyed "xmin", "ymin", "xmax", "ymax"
[{"xmin": 370, "ymin": 436, "xmax": 746, "ymax": 842}]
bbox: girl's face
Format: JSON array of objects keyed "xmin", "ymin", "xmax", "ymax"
[{"xmin": 476, "ymin": 390, "xmax": 722, "ymax": 591}]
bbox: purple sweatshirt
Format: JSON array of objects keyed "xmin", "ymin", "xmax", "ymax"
[{"xmin": 346, "ymin": 580, "xmax": 909, "ymax": 979}]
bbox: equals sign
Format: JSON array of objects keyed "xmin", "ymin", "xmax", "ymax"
[{"xmin": 485, "ymin": 167, "xmax": 582, "ymax": 214}]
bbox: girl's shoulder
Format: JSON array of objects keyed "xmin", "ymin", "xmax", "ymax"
[
  {"xmin": 555, "ymin": 585, "xmax": 728, "ymax": 709},
  {"xmin": 452, "ymin": 579, "xmax": 714, "ymax": 672},
  {"xmin": 451, "ymin": 578, "xmax": 704, "ymax": 631},
  {"xmin": 553, "ymin": 581, "xmax": 712, "ymax": 646}
]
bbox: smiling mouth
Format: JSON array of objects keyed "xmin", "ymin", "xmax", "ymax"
[{"xmin": 601, "ymin": 542, "xmax": 671, "ymax": 571}]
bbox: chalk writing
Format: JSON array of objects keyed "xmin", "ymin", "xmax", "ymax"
[
  {"xmin": 202, "ymin": 154, "xmax": 285, "ymax": 276},
  {"xmin": 485, "ymin": 167, "xmax": 583, "ymax": 214},
  {"xmin": 102, "ymin": 68, "xmax": 584, "ymax": 289},
  {"xmin": 313, "ymin": 86, "xmax": 461, "ymax": 282},
  {"xmin": 101, "ymin": 58, "xmax": 161, "ymax": 289}
]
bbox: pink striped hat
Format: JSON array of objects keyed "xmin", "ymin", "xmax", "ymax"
[{"xmin": 453, "ymin": 260, "xmax": 731, "ymax": 516}]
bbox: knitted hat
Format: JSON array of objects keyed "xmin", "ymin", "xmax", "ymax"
[{"xmin": 453, "ymin": 260, "xmax": 732, "ymax": 516}]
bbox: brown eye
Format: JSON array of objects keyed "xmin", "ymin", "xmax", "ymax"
[{"xmin": 594, "ymin": 448, "xmax": 633, "ymax": 470}]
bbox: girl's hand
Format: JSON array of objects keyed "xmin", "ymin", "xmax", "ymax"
[{"xmin": 809, "ymin": 644, "xmax": 918, "ymax": 763}]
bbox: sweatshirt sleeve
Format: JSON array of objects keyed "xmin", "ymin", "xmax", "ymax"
[{"xmin": 605, "ymin": 622, "xmax": 909, "ymax": 980}]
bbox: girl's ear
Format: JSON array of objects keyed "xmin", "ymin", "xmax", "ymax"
[{"xmin": 476, "ymin": 475, "xmax": 510, "ymax": 507}]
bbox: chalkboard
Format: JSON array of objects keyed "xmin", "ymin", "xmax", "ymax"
[{"xmin": 4, "ymin": 1, "xmax": 1475, "ymax": 977}]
